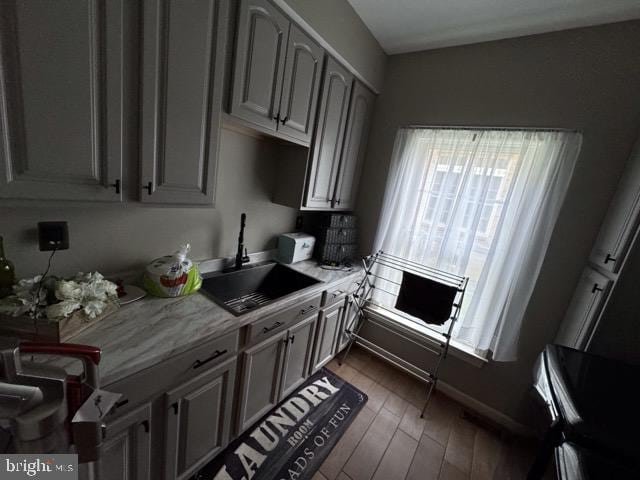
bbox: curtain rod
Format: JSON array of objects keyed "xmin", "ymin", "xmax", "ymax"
[{"xmin": 400, "ymin": 125, "xmax": 580, "ymax": 133}]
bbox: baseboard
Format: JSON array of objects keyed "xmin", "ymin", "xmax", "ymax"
[
  {"xmin": 355, "ymin": 340, "xmax": 535, "ymax": 438},
  {"xmin": 434, "ymin": 379, "xmax": 535, "ymax": 438}
]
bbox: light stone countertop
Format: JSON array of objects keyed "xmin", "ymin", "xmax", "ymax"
[{"xmin": 52, "ymin": 260, "xmax": 362, "ymax": 386}]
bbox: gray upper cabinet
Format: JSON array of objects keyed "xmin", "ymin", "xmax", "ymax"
[
  {"xmin": 333, "ymin": 81, "xmax": 375, "ymax": 211},
  {"xmin": 304, "ymin": 57, "xmax": 353, "ymax": 209},
  {"xmin": 279, "ymin": 314, "xmax": 317, "ymax": 398},
  {"xmin": 164, "ymin": 356, "xmax": 237, "ymax": 480},
  {"xmin": 230, "ymin": 0, "xmax": 323, "ymax": 145},
  {"xmin": 140, "ymin": 0, "xmax": 228, "ymax": 205},
  {"xmin": 230, "ymin": 0, "xmax": 289, "ymax": 131},
  {"xmin": 277, "ymin": 24, "xmax": 324, "ymax": 144},
  {"xmin": 590, "ymin": 140, "xmax": 640, "ymax": 274},
  {"xmin": 0, "ymin": 0, "xmax": 124, "ymax": 201},
  {"xmin": 101, "ymin": 403, "xmax": 152, "ymax": 480}
]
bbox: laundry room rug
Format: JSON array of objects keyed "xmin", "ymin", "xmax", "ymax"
[{"xmin": 194, "ymin": 367, "xmax": 368, "ymax": 480}]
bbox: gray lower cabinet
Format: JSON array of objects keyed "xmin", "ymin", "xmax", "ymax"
[
  {"xmin": 140, "ymin": 0, "xmax": 228, "ymax": 204},
  {"xmin": 333, "ymin": 81, "xmax": 376, "ymax": 210},
  {"xmin": 231, "ymin": 0, "xmax": 323, "ymax": 145},
  {"xmin": 312, "ymin": 301, "xmax": 344, "ymax": 371},
  {"xmin": 163, "ymin": 356, "xmax": 237, "ymax": 480},
  {"xmin": 0, "ymin": 0, "xmax": 125, "ymax": 201},
  {"xmin": 100, "ymin": 403, "xmax": 153, "ymax": 480},
  {"xmin": 279, "ymin": 315, "xmax": 318, "ymax": 398},
  {"xmin": 337, "ymin": 295, "xmax": 357, "ymax": 352},
  {"xmin": 304, "ymin": 57, "xmax": 353, "ymax": 209},
  {"xmin": 237, "ymin": 314, "xmax": 318, "ymax": 432},
  {"xmin": 237, "ymin": 330, "xmax": 287, "ymax": 433}
]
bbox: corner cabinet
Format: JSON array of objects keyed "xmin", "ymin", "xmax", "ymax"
[
  {"xmin": 304, "ymin": 58, "xmax": 353, "ymax": 209},
  {"xmin": 230, "ymin": 0, "xmax": 323, "ymax": 145},
  {"xmin": 0, "ymin": 0, "xmax": 125, "ymax": 202},
  {"xmin": 139, "ymin": 0, "xmax": 228, "ymax": 205}
]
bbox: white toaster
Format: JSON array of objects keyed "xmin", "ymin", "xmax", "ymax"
[{"xmin": 277, "ymin": 233, "xmax": 315, "ymax": 264}]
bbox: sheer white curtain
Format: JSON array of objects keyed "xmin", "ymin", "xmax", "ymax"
[{"xmin": 373, "ymin": 128, "xmax": 582, "ymax": 361}]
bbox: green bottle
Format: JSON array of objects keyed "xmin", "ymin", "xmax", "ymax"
[{"xmin": 0, "ymin": 236, "xmax": 16, "ymax": 298}]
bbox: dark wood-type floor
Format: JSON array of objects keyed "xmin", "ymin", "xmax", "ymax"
[{"xmin": 315, "ymin": 346, "xmax": 541, "ymax": 480}]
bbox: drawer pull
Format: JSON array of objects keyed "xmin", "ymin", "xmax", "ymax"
[
  {"xmin": 192, "ymin": 349, "xmax": 228, "ymax": 369},
  {"xmin": 263, "ymin": 321, "xmax": 283, "ymax": 334},
  {"xmin": 115, "ymin": 398, "xmax": 129, "ymax": 409},
  {"xmin": 300, "ymin": 305, "xmax": 317, "ymax": 316},
  {"xmin": 604, "ymin": 253, "xmax": 617, "ymax": 264},
  {"xmin": 591, "ymin": 283, "xmax": 603, "ymax": 294},
  {"xmin": 331, "ymin": 290, "xmax": 344, "ymax": 299}
]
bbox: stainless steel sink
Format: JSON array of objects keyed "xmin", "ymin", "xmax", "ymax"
[{"xmin": 200, "ymin": 261, "xmax": 320, "ymax": 316}]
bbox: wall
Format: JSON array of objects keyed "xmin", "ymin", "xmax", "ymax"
[
  {"xmin": 0, "ymin": 128, "xmax": 298, "ymax": 279},
  {"xmin": 355, "ymin": 20, "xmax": 640, "ymax": 425},
  {"xmin": 280, "ymin": 0, "xmax": 387, "ymax": 91}
]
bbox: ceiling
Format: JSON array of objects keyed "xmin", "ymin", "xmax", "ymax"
[{"xmin": 347, "ymin": 0, "xmax": 640, "ymax": 54}]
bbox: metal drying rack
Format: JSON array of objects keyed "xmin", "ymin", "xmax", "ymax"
[{"xmin": 340, "ymin": 250, "xmax": 468, "ymax": 417}]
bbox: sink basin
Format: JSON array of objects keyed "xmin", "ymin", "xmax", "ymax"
[{"xmin": 200, "ymin": 261, "xmax": 320, "ymax": 316}]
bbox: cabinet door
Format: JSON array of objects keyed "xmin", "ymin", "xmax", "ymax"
[
  {"xmin": 140, "ymin": 0, "xmax": 228, "ymax": 204},
  {"xmin": 556, "ymin": 267, "xmax": 613, "ymax": 350},
  {"xmin": 237, "ymin": 330, "xmax": 287, "ymax": 433},
  {"xmin": 276, "ymin": 24, "xmax": 323, "ymax": 144},
  {"xmin": 304, "ymin": 57, "xmax": 353, "ymax": 209},
  {"xmin": 338, "ymin": 295, "xmax": 358, "ymax": 352},
  {"xmin": 231, "ymin": 0, "xmax": 288, "ymax": 131},
  {"xmin": 0, "ymin": 0, "xmax": 124, "ymax": 201},
  {"xmin": 164, "ymin": 357, "xmax": 237, "ymax": 480},
  {"xmin": 334, "ymin": 82, "xmax": 375, "ymax": 210},
  {"xmin": 101, "ymin": 404, "xmax": 152, "ymax": 480},
  {"xmin": 312, "ymin": 302, "xmax": 344, "ymax": 371},
  {"xmin": 280, "ymin": 315, "xmax": 317, "ymax": 398},
  {"xmin": 590, "ymin": 141, "xmax": 640, "ymax": 273}
]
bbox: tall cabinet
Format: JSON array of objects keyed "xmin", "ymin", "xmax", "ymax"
[
  {"xmin": 556, "ymin": 138, "xmax": 640, "ymax": 350},
  {"xmin": 0, "ymin": 0, "xmax": 125, "ymax": 201}
]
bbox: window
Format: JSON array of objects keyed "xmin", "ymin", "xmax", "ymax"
[{"xmin": 373, "ymin": 128, "xmax": 582, "ymax": 360}]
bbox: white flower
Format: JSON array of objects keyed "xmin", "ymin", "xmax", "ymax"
[
  {"xmin": 83, "ymin": 300, "xmax": 105, "ymax": 319},
  {"xmin": 46, "ymin": 300, "xmax": 80, "ymax": 320},
  {"xmin": 55, "ymin": 280, "xmax": 83, "ymax": 302}
]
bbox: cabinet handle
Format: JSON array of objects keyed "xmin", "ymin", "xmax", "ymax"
[
  {"xmin": 273, "ymin": 112, "xmax": 281, "ymax": 123},
  {"xmin": 192, "ymin": 349, "xmax": 228, "ymax": 369},
  {"xmin": 280, "ymin": 116, "xmax": 288, "ymax": 125},
  {"xmin": 263, "ymin": 321, "xmax": 283, "ymax": 333},
  {"xmin": 141, "ymin": 420, "xmax": 150, "ymax": 433},
  {"xmin": 335, "ymin": 198, "xmax": 341, "ymax": 205},
  {"xmin": 289, "ymin": 334, "xmax": 295, "ymax": 344},
  {"xmin": 114, "ymin": 398, "xmax": 129, "ymax": 409},
  {"xmin": 171, "ymin": 402, "xmax": 179, "ymax": 415},
  {"xmin": 300, "ymin": 305, "xmax": 317, "ymax": 316},
  {"xmin": 592, "ymin": 283, "xmax": 603, "ymax": 294},
  {"xmin": 110, "ymin": 179, "xmax": 121, "ymax": 194},
  {"xmin": 143, "ymin": 181, "xmax": 153, "ymax": 195},
  {"xmin": 331, "ymin": 290, "xmax": 344, "ymax": 299},
  {"xmin": 604, "ymin": 253, "xmax": 617, "ymax": 264}
]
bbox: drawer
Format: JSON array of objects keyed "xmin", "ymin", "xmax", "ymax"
[
  {"xmin": 322, "ymin": 278, "xmax": 360, "ymax": 308},
  {"xmin": 104, "ymin": 329, "xmax": 239, "ymax": 417},
  {"xmin": 246, "ymin": 293, "xmax": 322, "ymax": 346}
]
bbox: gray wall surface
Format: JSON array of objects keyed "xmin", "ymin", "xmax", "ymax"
[
  {"xmin": 280, "ymin": 0, "xmax": 387, "ymax": 92},
  {"xmin": 355, "ymin": 20, "xmax": 640, "ymax": 425},
  {"xmin": 0, "ymin": 128, "xmax": 298, "ymax": 279}
]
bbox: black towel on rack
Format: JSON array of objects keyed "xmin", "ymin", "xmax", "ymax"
[{"xmin": 394, "ymin": 271, "xmax": 457, "ymax": 325}]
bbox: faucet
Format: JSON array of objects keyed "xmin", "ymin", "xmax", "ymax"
[{"xmin": 235, "ymin": 213, "xmax": 250, "ymax": 270}]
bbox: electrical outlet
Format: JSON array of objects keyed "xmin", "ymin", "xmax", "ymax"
[{"xmin": 38, "ymin": 222, "xmax": 69, "ymax": 251}]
